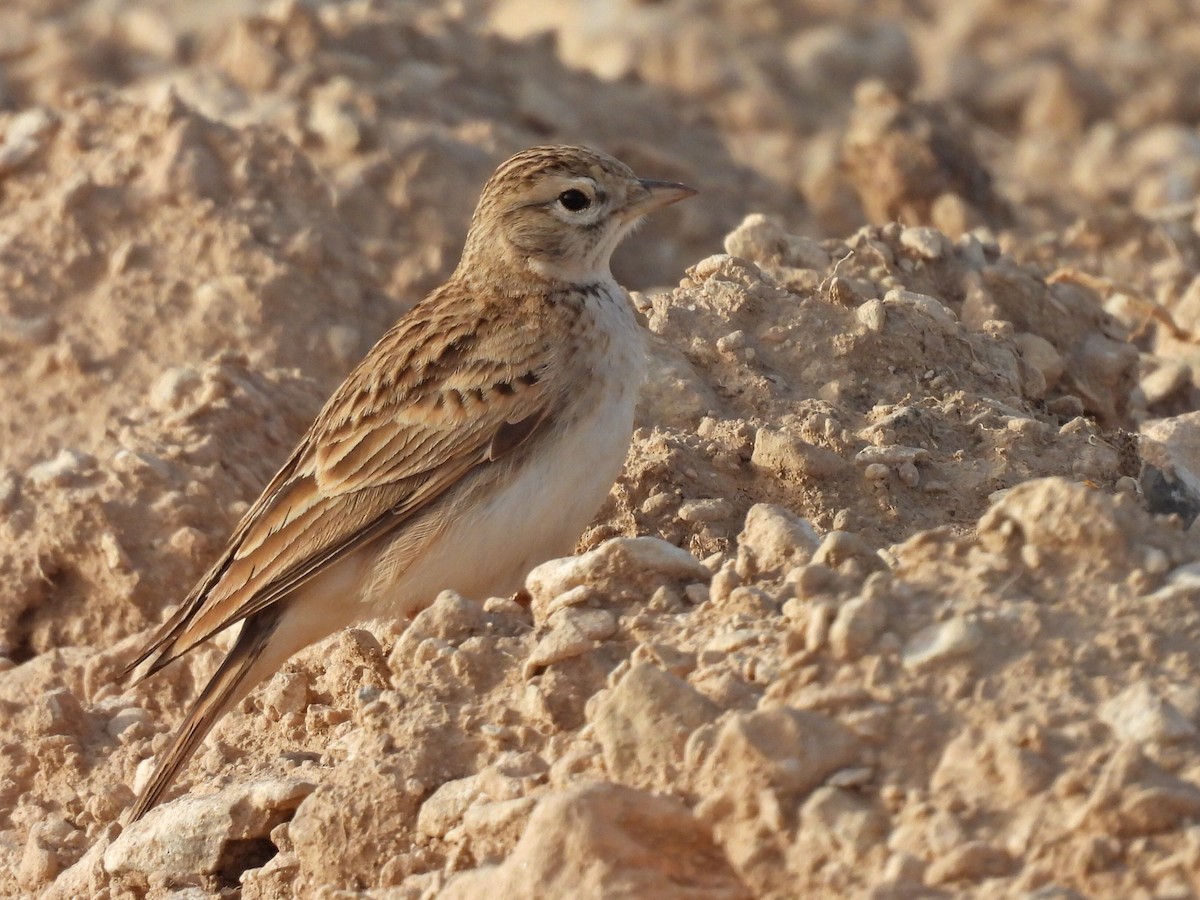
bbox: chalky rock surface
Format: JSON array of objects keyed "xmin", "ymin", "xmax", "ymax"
[{"xmin": 3, "ymin": 1, "xmax": 1200, "ymax": 898}]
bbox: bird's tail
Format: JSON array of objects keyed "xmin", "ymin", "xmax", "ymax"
[{"xmin": 125, "ymin": 611, "xmax": 280, "ymax": 823}]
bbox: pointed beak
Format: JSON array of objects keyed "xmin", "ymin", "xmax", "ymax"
[{"xmin": 623, "ymin": 179, "xmax": 697, "ymax": 219}]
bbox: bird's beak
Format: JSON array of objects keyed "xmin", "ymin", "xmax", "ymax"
[{"xmin": 623, "ymin": 179, "xmax": 697, "ymax": 219}]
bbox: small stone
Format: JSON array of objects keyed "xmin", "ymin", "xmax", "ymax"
[
  {"xmin": 829, "ymin": 596, "xmax": 889, "ymax": 659},
  {"xmin": 26, "ymin": 449, "xmax": 96, "ymax": 486},
  {"xmin": 524, "ymin": 607, "xmax": 617, "ymax": 675},
  {"xmin": 854, "ymin": 445, "xmax": 930, "ymax": 467},
  {"xmin": 0, "ymin": 107, "xmax": 57, "ymax": 175},
  {"xmin": 591, "ymin": 662, "xmax": 719, "ymax": 784},
  {"xmin": 418, "ymin": 775, "xmax": 484, "ymax": 839},
  {"xmin": 752, "ymin": 427, "xmax": 847, "ymax": 479},
  {"xmin": 525, "ymin": 537, "xmax": 709, "ymax": 621},
  {"xmin": 902, "ymin": 617, "xmax": 983, "ymax": 669},
  {"xmin": 883, "ymin": 289, "xmax": 958, "ymax": 330},
  {"xmin": 856, "ymin": 299, "xmax": 886, "ymax": 332},
  {"xmin": 716, "ymin": 331, "xmax": 746, "ymax": 353},
  {"xmin": 1100, "ymin": 680, "xmax": 1197, "ymax": 745},
  {"xmin": 439, "ymin": 783, "xmax": 748, "ymax": 900},
  {"xmin": 899, "ymin": 226, "xmax": 950, "ymax": 259},
  {"xmin": 699, "ymin": 707, "xmax": 862, "ymax": 821},
  {"xmin": 677, "ymin": 498, "xmax": 734, "ymax": 524},
  {"xmin": 863, "ymin": 462, "xmax": 890, "ymax": 481},
  {"xmin": 927, "ymin": 841, "xmax": 1013, "ymax": 884},
  {"xmin": 811, "ymin": 530, "xmax": 883, "ymax": 572},
  {"xmin": 735, "ymin": 503, "xmax": 822, "ymax": 580},
  {"xmin": 150, "ymin": 366, "xmax": 202, "ymax": 412},
  {"xmin": 104, "ymin": 779, "xmax": 315, "ymax": 879}
]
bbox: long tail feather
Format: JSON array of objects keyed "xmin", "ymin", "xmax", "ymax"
[{"xmin": 126, "ymin": 611, "xmax": 279, "ymax": 823}]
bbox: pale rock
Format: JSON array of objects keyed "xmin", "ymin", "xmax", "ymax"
[
  {"xmin": 798, "ymin": 786, "xmax": 889, "ymax": 857},
  {"xmin": 525, "ymin": 537, "xmax": 709, "ymax": 624},
  {"xmin": 829, "ymin": 595, "xmax": 889, "ymax": 659},
  {"xmin": 883, "ymin": 289, "xmax": 958, "ymax": 330},
  {"xmin": 0, "ymin": 107, "xmax": 57, "ymax": 175},
  {"xmin": 150, "ymin": 366, "xmax": 202, "ymax": 413},
  {"xmin": 1075, "ymin": 744, "xmax": 1200, "ymax": 837},
  {"xmin": 699, "ymin": 707, "xmax": 862, "ymax": 824},
  {"xmin": 898, "ymin": 226, "xmax": 950, "ymax": 259},
  {"xmin": 752, "ymin": 427, "xmax": 847, "ymax": 480},
  {"xmin": 735, "ymin": 503, "xmax": 821, "ymax": 580},
  {"xmin": 854, "ymin": 445, "xmax": 929, "ymax": 467},
  {"xmin": 902, "ymin": 617, "xmax": 983, "ymax": 669},
  {"xmin": 856, "ymin": 299, "xmax": 887, "ymax": 332},
  {"xmin": 1141, "ymin": 411, "xmax": 1200, "ymax": 523},
  {"xmin": 678, "ymin": 497, "xmax": 735, "ymax": 524},
  {"xmin": 459, "ymin": 796, "xmax": 538, "ymax": 862},
  {"xmin": 439, "ymin": 783, "xmax": 750, "ymax": 900},
  {"xmin": 811, "ymin": 530, "xmax": 885, "ymax": 572},
  {"xmin": 1014, "ymin": 332, "xmax": 1065, "ymax": 393},
  {"xmin": 418, "ymin": 775, "xmax": 485, "ymax": 839},
  {"xmin": 591, "ymin": 662, "xmax": 719, "ymax": 785},
  {"xmin": 926, "ymin": 841, "xmax": 1014, "ymax": 884},
  {"xmin": 103, "ymin": 779, "xmax": 315, "ymax": 879},
  {"xmin": 1100, "ymin": 680, "xmax": 1197, "ymax": 745},
  {"xmin": 524, "ymin": 607, "xmax": 617, "ymax": 675},
  {"xmin": 26, "ymin": 449, "xmax": 96, "ymax": 486}
]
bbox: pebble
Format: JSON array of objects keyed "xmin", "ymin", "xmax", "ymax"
[
  {"xmin": 829, "ymin": 596, "xmax": 888, "ymax": 659},
  {"xmin": 26, "ymin": 449, "xmax": 96, "ymax": 486},
  {"xmin": 855, "ymin": 299, "xmax": 886, "ymax": 332},
  {"xmin": 735, "ymin": 502, "xmax": 822, "ymax": 579},
  {"xmin": 677, "ymin": 497, "xmax": 734, "ymax": 524},
  {"xmin": 752, "ymin": 427, "xmax": 846, "ymax": 479},
  {"xmin": 150, "ymin": 366, "xmax": 201, "ymax": 412},
  {"xmin": 591, "ymin": 662, "xmax": 719, "ymax": 783},
  {"xmin": 523, "ymin": 607, "xmax": 617, "ymax": 675},
  {"xmin": 902, "ymin": 617, "xmax": 983, "ymax": 669},
  {"xmin": 439, "ymin": 784, "xmax": 745, "ymax": 900},
  {"xmin": 926, "ymin": 841, "xmax": 1013, "ymax": 884},
  {"xmin": 104, "ymin": 779, "xmax": 315, "ymax": 879},
  {"xmin": 0, "ymin": 107, "xmax": 57, "ymax": 176},
  {"xmin": 883, "ymin": 289, "xmax": 958, "ymax": 331},
  {"xmin": 863, "ymin": 463, "xmax": 890, "ymax": 481},
  {"xmin": 854, "ymin": 445, "xmax": 929, "ymax": 467},
  {"xmin": 899, "ymin": 226, "xmax": 950, "ymax": 259},
  {"xmin": 1099, "ymin": 680, "xmax": 1197, "ymax": 745},
  {"xmin": 716, "ymin": 330, "xmax": 747, "ymax": 353},
  {"xmin": 418, "ymin": 775, "xmax": 484, "ymax": 839},
  {"xmin": 811, "ymin": 530, "xmax": 883, "ymax": 572},
  {"xmin": 525, "ymin": 537, "xmax": 710, "ymax": 621}
]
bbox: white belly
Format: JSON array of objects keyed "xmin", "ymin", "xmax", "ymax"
[{"xmin": 362, "ymin": 283, "xmax": 645, "ymax": 617}]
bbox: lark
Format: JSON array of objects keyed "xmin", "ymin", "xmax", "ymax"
[{"xmin": 120, "ymin": 146, "xmax": 694, "ymax": 821}]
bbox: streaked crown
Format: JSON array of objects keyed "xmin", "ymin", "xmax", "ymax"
[{"xmin": 457, "ymin": 146, "xmax": 694, "ymax": 284}]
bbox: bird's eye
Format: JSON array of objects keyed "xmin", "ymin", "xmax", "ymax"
[{"xmin": 557, "ymin": 189, "xmax": 591, "ymax": 212}]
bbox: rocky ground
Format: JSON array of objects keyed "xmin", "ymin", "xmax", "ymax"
[{"xmin": 3, "ymin": 0, "xmax": 1200, "ymax": 897}]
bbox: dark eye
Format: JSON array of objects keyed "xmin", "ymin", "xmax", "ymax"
[{"xmin": 557, "ymin": 189, "xmax": 591, "ymax": 212}]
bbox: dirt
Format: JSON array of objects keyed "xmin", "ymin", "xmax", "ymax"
[{"xmin": 3, "ymin": 1, "xmax": 1200, "ymax": 898}]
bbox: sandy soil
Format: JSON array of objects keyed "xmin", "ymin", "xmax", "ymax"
[{"xmin": 3, "ymin": 0, "xmax": 1200, "ymax": 897}]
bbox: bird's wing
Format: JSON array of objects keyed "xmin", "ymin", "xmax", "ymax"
[{"xmin": 126, "ymin": 292, "xmax": 560, "ymax": 677}]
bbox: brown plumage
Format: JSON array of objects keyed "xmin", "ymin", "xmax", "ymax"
[{"xmin": 121, "ymin": 145, "xmax": 694, "ymax": 822}]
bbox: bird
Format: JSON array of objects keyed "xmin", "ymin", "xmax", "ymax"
[{"xmin": 119, "ymin": 145, "xmax": 695, "ymax": 822}]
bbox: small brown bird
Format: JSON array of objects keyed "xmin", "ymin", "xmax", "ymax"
[{"xmin": 121, "ymin": 145, "xmax": 694, "ymax": 821}]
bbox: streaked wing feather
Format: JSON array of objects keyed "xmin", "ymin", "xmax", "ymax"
[{"xmin": 130, "ymin": 291, "xmax": 558, "ymax": 674}]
